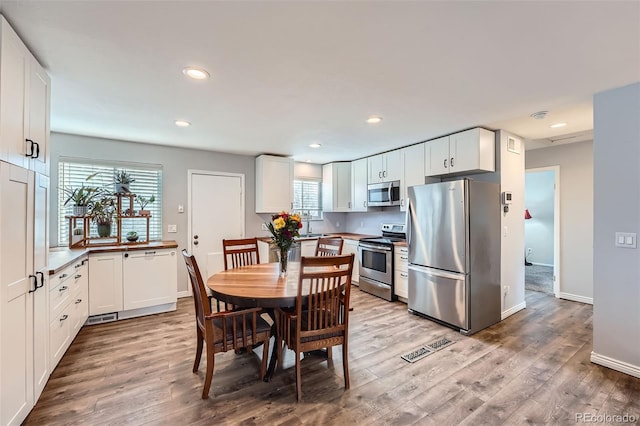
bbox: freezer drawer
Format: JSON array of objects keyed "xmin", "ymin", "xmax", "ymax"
[{"xmin": 408, "ymin": 264, "xmax": 468, "ymax": 331}]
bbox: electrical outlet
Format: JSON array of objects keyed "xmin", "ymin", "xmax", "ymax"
[
  {"xmin": 527, "ymin": 248, "xmax": 533, "ymax": 254},
  {"xmin": 167, "ymin": 224, "xmax": 177, "ymax": 233}
]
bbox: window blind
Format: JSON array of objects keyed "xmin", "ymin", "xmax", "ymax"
[
  {"xmin": 57, "ymin": 159, "xmax": 163, "ymax": 246},
  {"xmin": 293, "ymin": 179, "xmax": 322, "ymax": 219}
]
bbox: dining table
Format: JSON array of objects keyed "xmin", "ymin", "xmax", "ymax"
[{"xmin": 206, "ymin": 261, "xmax": 312, "ymax": 381}]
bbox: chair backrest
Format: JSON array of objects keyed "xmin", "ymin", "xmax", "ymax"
[
  {"xmin": 295, "ymin": 254, "xmax": 354, "ymax": 337},
  {"xmin": 223, "ymin": 238, "xmax": 260, "ymax": 270},
  {"xmin": 182, "ymin": 249, "xmax": 212, "ymax": 330},
  {"xmin": 315, "ymin": 237, "xmax": 344, "ymax": 257}
]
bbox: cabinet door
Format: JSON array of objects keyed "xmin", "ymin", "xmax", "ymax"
[
  {"xmin": 123, "ymin": 249, "xmax": 177, "ymax": 310},
  {"xmin": 300, "ymin": 240, "xmax": 317, "ymax": 257},
  {"xmin": 351, "ymin": 158, "xmax": 368, "ymax": 212},
  {"xmin": 400, "ymin": 144, "xmax": 425, "ymax": 212},
  {"xmin": 450, "ymin": 128, "xmax": 495, "ymax": 174},
  {"xmin": 342, "ymin": 240, "xmax": 359, "ymax": 284},
  {"xmin": 0, "ymin": 162, "xmax": 34, "ymax": 426},
  {"xmin": 425, "ymin": 136, "xmax": 450, "ymax": 176},
  {"xmin": 322, "ymin": 163, "xmax": 351, "ymax": 212},
  {"xmin": 257, "ymin": 240, "xmax": 271, "ymax": 264},
  {"xmin": 88, "ymin": 253, "xmax": 123, "ymax": 315},
  {"xmin": 0, "ymin": 18, "xmax": 29, "ymax": 169},
  {"xmin": 382, "ymin": 150, "xmax": 402, "ymax": 182},
  {"xmin": 367, "ymin": 154, "xmax": 383, "ymax": 183},
  {"xmin": 255, "ymin": 155, "xmax": 293, "ymax": 213},
  {"xmin": 27, "ymin": 58, "xmax": 50, "ymax": 176}
]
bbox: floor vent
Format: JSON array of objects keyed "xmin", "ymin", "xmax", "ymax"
[
  {"xmin": 86, "ymin": 312, "xmax": 118, "ymax": 325},
  {"xmin": 401, "ymin": 336, "xmax": 455, "ymax": 363}
]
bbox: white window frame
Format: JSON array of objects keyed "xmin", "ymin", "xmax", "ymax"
[{"xmin": 293, "ymin": 178, "xmax": 323, "ymax": 220}]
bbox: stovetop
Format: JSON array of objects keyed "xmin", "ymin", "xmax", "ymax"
[
  {"xmin": 360, "ymin": 236, "xmax": 406, "ymax": 245},
  {"xmin": 360, "ymin": 223, "xmax": 406, "ymax": 246}
]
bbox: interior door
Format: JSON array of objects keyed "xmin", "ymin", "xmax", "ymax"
[{"xmin": 189, "ymin": 171, "xmax": 244, "ymax": 285}]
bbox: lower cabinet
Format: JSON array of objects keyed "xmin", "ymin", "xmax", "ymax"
[
  {"xmin": 342, "ymin": 239, "xmax": 360, "ymax": 285},
  {"xmin": 394, "ymin": 246, "xmax": 409, "ymax": 301},
  {"xmin": 88, "ymin": 248, "xmax": 177, "ymax": 319},
  {"xmin": 300, "ymin": 240, "xmax": 317, "ymax": 257}
]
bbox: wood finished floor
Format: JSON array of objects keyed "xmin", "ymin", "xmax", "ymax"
[{"xmin": 26, "ymin": 289, "xmax": 640, "ymax": 425}]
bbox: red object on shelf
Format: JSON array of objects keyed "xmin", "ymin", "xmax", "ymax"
[{"xmin": 524, "ymin": 209, "xmax": 532, "ymax": 220}]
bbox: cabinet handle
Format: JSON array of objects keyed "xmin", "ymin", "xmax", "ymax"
[
  {"xmin": 60, "ymin": 314, "xmax": 69, "ymax": 322},
  {"xmin": 363, "ymin": 201, "xmax": 367, "ymax": 208},
  {"xmin": 25, "ymin": 139, "xmax": 35, "ymax": 157},
  {"xmin": 444, "ymin": 158, "xmax": 448, "ymax": 169},
  {"xmin": 75, "ymin": 299, "xmax": 82, "ymax": 304},
  {"xmin": 400, "ymin": 273, "xmax": 408, "ymax": 278},
  {"xmin": 59, "ymin": 285, "xmax": 68, "ymax": 292},
  {"xmin": 75, "ymin": 263, "xmax": 82, "ymax": 269},
  {"xmin": 383, "ymin": 170, "xmax": 387, "ymax": 178},
  {"xmin": 33, "ymin": 142, "xmax": 40, "ymax": 159},
  {"xmin": 378, "ymin": 171, "xmax": 382, "ymax": 179},
  {"xmin": 28, "ymin": 274, "xmax": 38, "ymax": 293},
  {"xmin": 145, "ymin": 251, "xmax": 156, "ymax": 255},
  {"xmin": 59, "ymin": 273, "xmax": 68, "ymax": 279},
  {"xmin": 36, "ymin": 271, "xmax": 45, "ymax": 289},
  {"xmin": 74, "ymin": 274, "xmax": 82, "ymax": 279},
  {"xmin": 401, "ymin": 256, "xmax": 408, "ymax": 260},
  {"xmin": 450, "ymin": 157, "xmax": 454, "ymax": 168},
  {"xmin": 348, "ymin": 201, "xmax": 351, "ymax": 209}
]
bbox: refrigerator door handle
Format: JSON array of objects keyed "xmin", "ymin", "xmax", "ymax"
[
  {"xmin": 408, "ymin": 264, "xmax": 465, "ymax": 281},
  {"xmin": 406, "ymin": 200, "xmax": 412, "ymax": 247}
]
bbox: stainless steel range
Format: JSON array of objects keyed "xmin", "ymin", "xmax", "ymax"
[{"xmin": 358, "ymin": 223, "xmax": 406, "ymax": 301}]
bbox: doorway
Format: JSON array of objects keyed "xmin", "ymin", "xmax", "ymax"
[
  {"xmin": 187, "ymin": 170, "xmax": 245, "ymax": 290},
  {"xmin": 524, "ymin": 166, "xmax": 560, "ymax": 297}
]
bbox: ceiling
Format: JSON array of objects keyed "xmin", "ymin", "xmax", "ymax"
[{"xmin": 1, "ymin": 1, "xmax": 638, "ymax": 164}]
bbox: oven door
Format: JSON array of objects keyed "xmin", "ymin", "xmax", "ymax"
[{"xmin": 358, "ymin": 242, "xmax": 393, "ymax": 284}]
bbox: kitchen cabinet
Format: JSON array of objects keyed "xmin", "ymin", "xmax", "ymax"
[
  {"xmin": 300, "ymin": 240, "xmax": 317, "ymax": 257},
  {"xmin": 400, "ymin": 143, "xmax": 425, "ymax": 212},
  {"xmin": 123, "ymin": 249, "xmax": 177, "ymax": 310},
  {"xmin": 350, "ymin": 158, "xmax": 368, "ymax": 212},
  {"xmin": 425, "ymin": 128, "xmax": 495, "ymax": 177},
  {"xmin": 342, "ymin": 239, "xmax": 360, "ymax": 285},
  {"xmin": 88, "ymin": 252, "xmax": 124, "ymax": 316},
  {"xmin": 394, "ymin": 246, "xmax": 409, "ymax": 300},
  {"xmin": 255, "ymin": 155, "xmax": 294, "ymax": 213},
  {"xmin": 368, "ymin": 150, "xmax": 402, "ymax": 184},
  {"xmin": 322, "ymin": 162, "xmax": 351, "ymax": 212},
  {"xmin": 0, "ymin": 17, "xmax": 51, "ymax": 176},
  {"xmin": 258, "ymin": 239, "xmax": 271, "ymax": 264}
]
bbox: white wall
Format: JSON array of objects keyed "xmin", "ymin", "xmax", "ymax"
[
  {"xmin": 524, "ymin": 170, "xmax": 555, "ymax": 265},
  {"xmin": 50, "ymin": 132, "xmax": 265, "ymax": 294},
  {"xmin": 591, "ymin": 82, "xmax": 640, "ymax": 378},
  {"xmin": 526, "ymin": 141, "xmax": 594, "ymax": 302}
]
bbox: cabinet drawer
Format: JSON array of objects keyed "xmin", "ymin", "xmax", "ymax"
[
  {"xmin": 50, "ymin": 267, "xmax": 74, "ymax": 322},
  {"xmin": 394, "ymin": 269, "xmax": 409, "ymax": 299},
  {"xmin": 394, "ymin": 247, "xmax": 409, "ymax": 270},
  {"xmin": 50, "ymin": 306, "xmax": 72, "ymax": 368}
]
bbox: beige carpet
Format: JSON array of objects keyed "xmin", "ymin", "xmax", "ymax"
[{"xmin": 525, "ymin": 264, "xmax": 554, "ymax": 295}]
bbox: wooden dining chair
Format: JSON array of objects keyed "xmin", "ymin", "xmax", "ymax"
[
  {"xmin": 315, "ymin": 236, "xmax": 344, "ymax": 257},
  {"xmin": 277, "ymin": 253, "xmax": 354, "ymax": 402},
  {"xmin": 182, "ymin": 249, "xmax": 271, "ymax": 399}
]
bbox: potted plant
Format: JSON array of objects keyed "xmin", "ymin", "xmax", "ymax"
[
  {"xmin": 62, "ymin": 185, "xmax": 103, "ymax": 216},
  {"xmin": 126, "ymin": 231, "xmax": 139, "ymax": 242},
  {"xmin": 114, "ymin": 170, "xmax": 135, "ymax": 194},
  {"xmin": 135, "ymin": 194, "xmax": 155, "ymax": 216},
  {"xmin": 89, "ymin": 196, "xmax": 116, "ymax": 238}
]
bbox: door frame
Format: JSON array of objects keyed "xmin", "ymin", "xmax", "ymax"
[
  {"xmin": 187, "ymin": 170, "xmax": 245, "ymax": 296},
  {"xmin": 525, "ymin": 165, "xmax": 560, "ymax": 297}
]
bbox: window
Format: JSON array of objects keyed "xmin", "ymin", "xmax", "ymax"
[
  {"xmin": 58, "ymin": 158, "xmax": 162, "ymax": 246},
  {"xmin": 293, "ymin": 178, "xmax": 322, "ymax": 219}
]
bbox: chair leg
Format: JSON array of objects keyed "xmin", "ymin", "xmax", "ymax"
[
  {"xmin": 342, "ymin": 342, "xmax": 350, "ymax": 390},
  {"xmin": 202, "ymin": 344, "xmax": 215, "ymax": 399},
  {"xmin": 295, "ymin": 351, "xmax": 302, "ymax": 402},
  {"xmin": 275, "ymin": 313, "xmax": 284, "ymax": 369},
  {"xmin": 260, "ymin": 337, "xmax": 270, "ymax": 380},
  {"xmin": 326, "ymin": 347, "xmax": 333, "ymax": 359},
  {"xmin": 193, "ymin": 328, "xmax": 203, "ymax": 373}
]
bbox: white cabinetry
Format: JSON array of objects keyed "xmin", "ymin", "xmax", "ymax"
[
  {"xmin": 123, "ymin": 249, "xmax": 177, "ymax": 311},
  {"xmin": 400, "ymin": 143, "xmax": 425, "ymax": 212},
  {"xmin": 88, "ymin": 253, "xmax": 123, "ymax": 315},
  {"xmin": 258, "ymin": 240, "xmax": 271, "ymax": 264},
  {"xmin": 368, "ymin": 150, "xmax": 402, "ymax": 184},
  {"xmin": 255, "ymin": 155, "xmax": 294, "ymax": 213},
  {"xmin": 425, "ymin": 128, "xmax": 495, "ymax": 177},
  {"xmin": 394, "ymin": 246, "xmax": 409, "ymax": 301},
  {"xmin": 322, "ymin": 162, "xmax": 351, "ymax": 212},
  {"xmin": 350, "ymin": 158, "xmax": 368, "ymax": 212},
  {"xmin": 342, "ymin": 239, "xmax": 360, "ymax": 285},
  {"xmin": 300, "ymin": 240, "xmax": 317, "ymax": 257},
  {"xmin": 0, "ymin": 17, "xmax": 50, "ymax": 176}
]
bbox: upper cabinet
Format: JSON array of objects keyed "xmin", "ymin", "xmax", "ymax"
[
  {"xmin": 400, "ymin": 143, "xmax": 425, "ymax": 212},
  {"xmin": 368, "ymin": 150, "xmax": 402, "ymax": 184},
  {"xmin": 0, "ymin": 17, "xmax": 51, "ymax": 175},
  {"xmin": 255, "ymin": 155, "xmax": 294, "ymax": 213},
  {"xmin": 425, "ymin": 128, "xmax": 495, "ymax": 177},
  {"xmin": 322, "ymin": 162, "xmax": 351, "ymax": 212},
  {"xmin": 350, "ymin": 158, "xmax": 368, "ymax": 212}
]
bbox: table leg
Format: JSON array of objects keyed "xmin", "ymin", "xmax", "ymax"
[{"xmin": 263, "ymin": 308, "xmax": 280, "ymax": 382}]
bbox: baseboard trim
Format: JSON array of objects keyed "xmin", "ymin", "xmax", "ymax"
[
  {"xmin": 501, "ymin": 301, "xmax": 526, "ymax": 320},
  {"xmin": 177, "ymin": 290, "xmax": 191, "ymax": 299},
  {"xmin": 591, "ymin": 351, "xmax": 640, "ymax": 378},
  {"xmin": 559, "ymin": 292, "xmax": 593, "ymax": 305}
]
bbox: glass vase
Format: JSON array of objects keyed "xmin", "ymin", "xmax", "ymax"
[
  {"xmin": 276, "ymin": 242, "xmax": 301, "ymax": 277},
  {"xmin": 277, "ymin": 247, "xmax": 289, "ymax": 277}
]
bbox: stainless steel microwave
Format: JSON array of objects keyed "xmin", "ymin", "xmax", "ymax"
[{"xmin": 367, "ymin": 180, "xmax": 401, "ymax": 207}]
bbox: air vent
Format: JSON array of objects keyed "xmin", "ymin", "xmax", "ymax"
[{"xmin": 86, "ymin": 312, "xmax": 118, "ymax": 325}]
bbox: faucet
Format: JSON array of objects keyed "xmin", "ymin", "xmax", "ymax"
[{"xmin": 305, "ymin": 210, "xmax": 312, "ymax": 236}]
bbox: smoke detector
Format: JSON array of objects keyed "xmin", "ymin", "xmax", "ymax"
[{"xmin": 530, "ymin": 111, "xmax": 548, "ymax": 120}]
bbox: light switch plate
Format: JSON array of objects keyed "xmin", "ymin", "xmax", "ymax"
[
  {"xmin": 615, "ymin": 232, "xmax": 636, "ymax": 248},
  {"xmin": 167, "ymin": 224, "xmax": 177, "ymax": 233}
]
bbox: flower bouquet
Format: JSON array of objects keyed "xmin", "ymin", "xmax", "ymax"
[{"xmin": 265, "ymin": 211, "xmax": 303, "ymax": 276}]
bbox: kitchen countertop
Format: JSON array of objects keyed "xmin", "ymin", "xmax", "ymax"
[
  {"xmin": 48, "ymin": 240, "xmax": 179, "ymax": 275},
  {"xmin": 257, "ymin": 232, "xmax": 378, "ymax": 243}
]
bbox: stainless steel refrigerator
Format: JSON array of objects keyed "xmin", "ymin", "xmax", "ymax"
[{"xmin": 407, "ymin": 179, "xmax": 501, "ymax": 335}]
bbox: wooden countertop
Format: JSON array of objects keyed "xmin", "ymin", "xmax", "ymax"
[
  {"xmin": 257, "ymin": 232, "xmax": 378, "ymax": 243},
  {"xmin": 48, "ymin": 240, "xmax": 179, "ymax": 275}
]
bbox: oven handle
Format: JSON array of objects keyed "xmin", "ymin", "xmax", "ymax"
[{"xmin": 358, "ymin": 243, "xmax": 392, "ymax": 252}]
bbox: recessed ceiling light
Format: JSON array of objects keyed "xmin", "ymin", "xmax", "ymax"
[
  {"xmin": 550, "ymin": 122, "xmax": 567, "ymax": 128},
  {"xmin": 182, "ymin": 67, "xmax": 210, "ymax": 80},
  {"xmin": 305, "ymin": 160, "xmax": 312, "ymax": 163},
  {"xmin": 309, "ymin": 143, "xmax": 322, "ymax": 148},
  {"xmin": 366, "ymin": 116, "xmax": 383, "ymax": 124},
  {"xmin": 175, "ymin": 120, "xmax": 191, "ymax": 127},
  {"xmin": 530, "ymin": 111, "xmax": 548, "ymax": 120}
]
